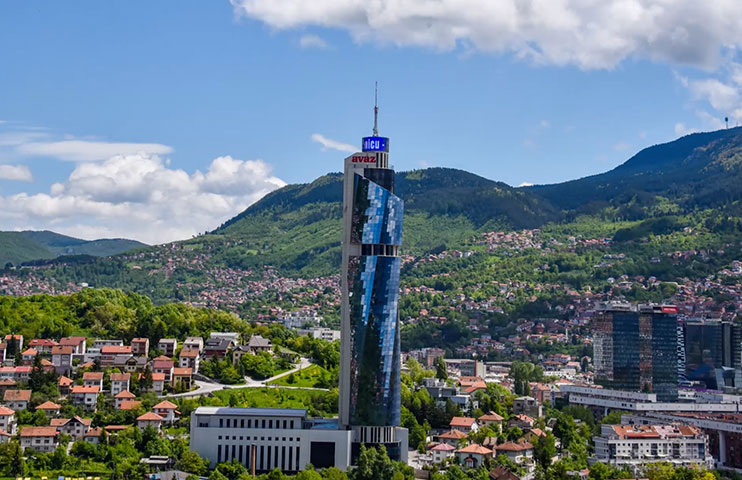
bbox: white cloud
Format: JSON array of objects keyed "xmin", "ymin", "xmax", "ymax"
[
  {"xmin": 0, "ymin": 164, "xmax": 32, "ymax": 181},
  {"xmin": 299, "ymin": 34, "xmax": 329, "ymax": 49},
  {"xmin": 675, "ymin": 62, "xmax": 742, "ymax": 133},
  {"xmin": 230, "ymin": 0, "xmax": 742, "ymax": 70},
  {"xmin": 17, "ymin": 140, "xmax": 173, "ymax": 162},
  {"xmin": 311, "ymin": 133, "xmax": 357, "ymax": 153},
  {"xmin": 518, "ymin": 182, "xmax": 533, "ymax": 187},
  {"xmin": 0, "ymin": 153, "xmax": 286, "ymax": 244}
]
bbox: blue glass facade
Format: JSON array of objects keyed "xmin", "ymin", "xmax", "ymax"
[
  {"xmin": 594, "ymin": 307, "xmax": 679, "ymax": 401},
  {"xmin": 346, "ymin": 173, "xmax": 403, "ymax": 426}
]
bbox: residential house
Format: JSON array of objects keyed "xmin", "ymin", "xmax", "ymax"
[
  {"xmin": 70, "ymin": 385, "xmax": 100, "ymax": 410},
  {"xmin": 28, "ymin": 338, "xmax": 57, "ymax": 355},
  {"xmin": 123, "ymin": 355, "xmax": 148, "ymax": 373},
  {"xmin": 114, "ymin": 390, "xmax": 136, "ymax": 410},
  {"xmin": 21, "ymin": 348, "xmax": 37, "ymax": 365},
  {"xmin": 183, "ymin": 336, "xmax": 204, "ymax": 352},
  {"xmin": 51, "ymin": 345, "xmax": 74, "ymax": 375},
  {"xmin": 137, "ymin": 411, "xmax": 164, "ymax": 431},
  {"xmin": 20, "ymin": 426, "xmax": 58, "ymax": 452},
  {"xmin": 478, "ymin": 411, "xmax": 504, "ymax": 432},
  {"xmin": 36, "ymin": 401, "xmax": 61, "ymax": 418},
  {"xmin": 101, "ymin": 345, "xmax": 133, "ymax": 367},
  {"xmin": 232, "ymin": 345, "xmax": 252, "ymax": 366},
  {"xmin": 51, "ymin": 416, "xmax": 92, "ymax": 439},
  {"xmin": 4, "ymin": 389, "xmax": 31, "ymax": 410},
  {"xmin": 0, "ymin": 366, "xmax": 31, "ymax": 382},
  {"xmin": 450, "ymin": 416, "xmax": 479, "ymax": 433},
  {"xmin": 430, "ymin": 442, "xmax": 456, "ymax": 464},
  {"xmin": 120, "ymin": 400, "xmax": 142, "ymax": 411},
  {"xmin": 508, "ymin": 414, "xmax": 535, "ymax": 431},
  {"xmin": 92, "ymin": 339, "xmax": 123, "ymax": 350},
  {"xmin": 131, "ymin": 337, "xmax": 150, "ymax": 357},
  {"xmin": 110, "ymin": 372, "xmax": 131, "ymax": 396},
  {"xmin": 489, "ymin": 466, "xmax": 522, "ymax": 480},
  {"xmin": 178, "ymin": 348, "xmax": 200, "ymax": 373},
  {"xmin": 0, "ymin": 378, "xmax": 16, "ymax": 395},
  {"xmin": 157, "ymin": 339, "xmax": 177, "ymax": 357},
  {"xmin": 152, "ymin": 356, "xmax": 174, "ymax": 382},
  {"xmin": 151, "ymin": 373, "xmax": 166, "ymax": 394},
  {"xmin": 83, "ymin": 371, "xmax": 104, "ymax": 389},
  {"xmin": 0, "ymin": 343, "xmax": 5, "ymax": 363},
  {"xmin": 495, "ymin": 442, "xmax": 534, "ymax": 465},
  {"xmin": 0, "ymin": 430, "xmax": 10, "ymax": 444},
  {"xmin": 0, "ymin": 406, "xmax": 16, "ymax": 434},
  {"xmin": 84, "ymin": 427, "xmax": 104, "ymax": 444},
  {"xmin": 513, "ymin": 396, "xmax": 543, "ymax": 418},
  {"xmin": 456, "ymin": 444, "xmax": 493, "ymax": 469},
  {"xmin": 59, "ymin": 336, "xmax": 86, "ymax": 355},
  {"xmin": 171, "ymin": 367, "xmax": 192, "ymax": 391},
  {"xmin": 436, "ymin": 429, "xmax": 468, "ymax": 447},
  {"xmin": 209, "ymin": 332, "xmax": 240, "ymax": 345},
  {"xmin": 58, "ymin": 375, "xmax": 73, "ymax": 396},
  {"xmin": 153, "ymin": 400, "xmax": 179, "ymax": 423},
  {"xmin": 203, "ymin": 338, "xmax": 232, "ymax": 359},
  {"xmin": 246, "ymin": 335, "xmax": 272, "ymax": 354}
]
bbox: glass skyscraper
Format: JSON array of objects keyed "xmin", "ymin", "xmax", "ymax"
[
  {"xmin": 680, "ymin": 318, "xmax": 742, "ymax": 390},
  {"xmin": 338, "ymin": 117, "xmax": 407, "ymax": 461},
  {"xmin": 594, "ymin": 303, "xmax": 680, "ymax": 401}
]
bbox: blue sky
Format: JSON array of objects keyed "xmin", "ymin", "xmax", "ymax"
[{"xmin": 1, "ymin": 0, "xmax": 741, "ymax": 243}]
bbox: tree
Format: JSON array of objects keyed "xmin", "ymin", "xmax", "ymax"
[
  {"xmin": 533, "ymin": 432, "xmax": 556, "ymax": 471},
  {"xmin": 0, "ymin": 442, "xmax": 26, "ymax": 476},
  {"xmin": 176, "ymin": 450, "xmax": 209, "ymax": 476},
  {"xmin": 435, "ymin": 356, "xmax": 448, "ymax": 381}
]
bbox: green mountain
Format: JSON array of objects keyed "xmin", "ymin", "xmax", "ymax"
[
  {"xmin": 213, "ymin": 168, "xmax": 560, "ymax": 274},
  {"xmin": 528, "ymin": 127, "xmax": 742, "ymax": 218},
  {"xmin": 0, "ymin": 230, "xmax": 147, "ymax": 267}
]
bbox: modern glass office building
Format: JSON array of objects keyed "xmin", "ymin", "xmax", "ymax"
[
  {"xmin": 680, "ymin": 318, "xmax": 742, "ymax": 390},
  {"xmin": 338, "ymin": 115, "xmax": 407, "ymax": 460},
  {"xmin": 594, "ymin": 303, "xmax": 680, "ymax": 401}
]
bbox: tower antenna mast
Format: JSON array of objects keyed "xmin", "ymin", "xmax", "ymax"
[{"xmin": 373, "ymin": 81, "xmax": 379, "ymax": 136}]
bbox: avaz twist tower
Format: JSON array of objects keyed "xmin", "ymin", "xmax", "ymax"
[{"xmin": 338, "ymin": 87, "xmax": 408, "ymax": 461}]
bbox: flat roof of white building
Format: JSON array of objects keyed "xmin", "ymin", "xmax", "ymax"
[{"xmin": 194, "ymin": 407, "xmax": 307, "ymax": 417}]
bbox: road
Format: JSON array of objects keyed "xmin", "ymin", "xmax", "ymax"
[{"xmin": 163, "ymin": 357, "xmax": 318, "ymax": 399}]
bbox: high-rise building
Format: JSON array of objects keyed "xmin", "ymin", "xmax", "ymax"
[
  {"xmin": 593, "ymin": 303, "xmax": 679, "ymax": 401},
  {"xmin": 190, "ymin": 104, "xmax": 408, "ymax": 473},
  {"xmin": 680, "ymin": 318, "xmax": 742, "ymax": 390},
  {"xmin": 338, "ymin": 101, "xmax": 408, "ymax": 460}
]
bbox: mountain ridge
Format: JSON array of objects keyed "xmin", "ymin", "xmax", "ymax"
[{"xmin": 0, "ymin": 230, "xmax": 147, "ymax": 267}]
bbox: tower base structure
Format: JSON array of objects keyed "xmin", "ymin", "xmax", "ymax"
[{"xmin": 350, "ymin": 425, "xmax": 409, "ymax": 463}]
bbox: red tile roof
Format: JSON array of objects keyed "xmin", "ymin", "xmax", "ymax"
[
  {"xmin": 36, "ymin": 401, "xmax": 62, "ymax": 410},
  {"xmin": 21, "ymin": 426, "xmax": 58, "ymax": 437},
  {"xmin": 137, "ymin": 412, "xmax": 164, "ymax": 421},
  {"xmin": 4, "ymin": 389, "xmax": 31, "ymax": 402},
  {"xmin": 153, "ymin": 400, "xmax": 177, "ymax": 410},
  {"xmin": 457, "ymin": 444, "xmax": 492, "ymax": 455},
  {"xmin": 450, "ymin": 416, "xmax": 477, "ymax": 428},
  {"xmin": 71, "ymin": 385, "xmax": 100, "ymax": 394}
]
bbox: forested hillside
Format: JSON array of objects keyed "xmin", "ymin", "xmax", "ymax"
[{"xmin": 0, "ymin": 230, "xmax": 146, "ymax": 267}]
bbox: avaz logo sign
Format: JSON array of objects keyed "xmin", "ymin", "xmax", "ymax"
[{"xmin": 351, "ymin": 155, "xmax": 376, "ymax": 163}]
